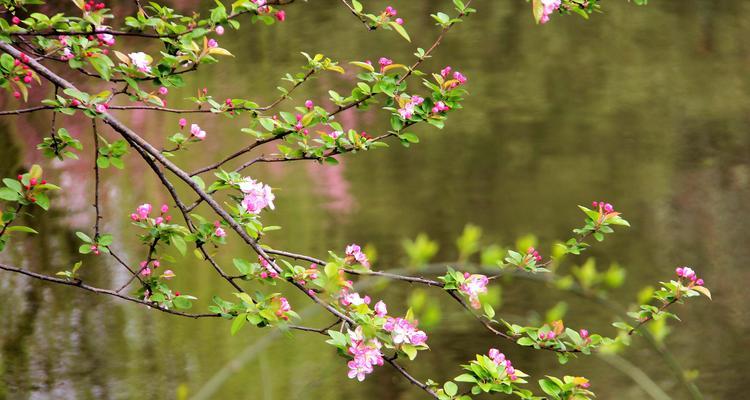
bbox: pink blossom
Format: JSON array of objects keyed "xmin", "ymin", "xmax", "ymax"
[
  {"xmin": 97, "ymin": 33, "xmax": 115, "ymax": 46},
  {"xmin": 160, "ymin": 204, "xmax": 169, "ymax": 213},
  {"xmin": 215, "ymin": 25, "xmax": 225, "ymax": 35},
  {"xmin": 431, "ymin": 101, "xmax": 450, "ymax": 114},
  {"xmin": 275, "ymin": 10, "xmax": 286, "ymax": 21},
  {"xmin": 305, "ymin": 99, "xmax": 314, "ymax": 109},
  {"xmin": 441, "ymin": 66, "xmax": 452, "ymax": 78},
  {"xmin": 207, "ymin": 39, "xmax": 218, "ymax": 48},
  {"xmin": 384, "ymin": 6, "xmax": 397, "ymax": 17},
  {"xmin": 378, "ymin": 57, "xmax": 393, "ymax": 72},
  {"xmin": 345, "ymin": 244, "xmax": 370, "ymax": 268},
  {"xmin": 395, "ymin": 18, "xmax": 404, "ymax": 25},
  {"xmin": 140, "ymin": 267, "xmax": 152, "ymax": 276},
  {"xmin": 383, "ymin": 317, "xmax": 427, "ymax": 346},
  {"xmin": 340, "ymin": 290, "xmax": 370, "ymax": 307},
  {"xmin": 158, "ymin": 86, "xmax": 168, "ymax": 95},
  {"xmin": 539, "ymin": 0, "xmax": 561, "ymax": 24},
  {"xmin": 61, "ymin": 47, "xmax": 74, "ymax": 61},
  {"xmin": 95, "ymin": 104, "xmax": 108, "ymax": 113},
  {"xmin": 190, "ymin": 123, "xmax": 207, "ymax": 140},
  {"xmin": 374, "ymin": 300, "xmax": 387, "ymax": 317},
  {"xmin": 128, "ymin": 52, "xmax": 151, "ymax": 73},
  {"xmin": 136, "ymin": 203, "xmax": 152, "ymax": 220},
  {"xmin": 346, "ymin": 326, "xmax": 384, "ymax": 381},
  {"xmin": 278, "ymin": 297, "xmax": 291, "ymax": 313},
  {"xmin": 162, "ymin": 270, "xmax": 175, "ymax": 279},
  {"xmin": 329, "ymin": 130, "xmax": 343, "ymax": 139},
  {"xmin": 459, "ymin": 274, "xmax": 489, "ymax": 309},
  {"xmin": 487, "ymin": 348, "xmax": 516, "ymax": 380},
  {"xmin": 453, "ymin": 71, "xmax": 467, "ymax": 85},
  {"xmin": 258, "ymin": 256, "xmax": 279, "ymax": 278},
  {"xmin": 214, "ymin": 227, "xmax": 226, "ymax": 237},
  {"xmin": 239, "ymin": 177, "xmax": 275, "ymax": 214},
  {"xmin": 178, "ymin": 118, "xmax": 187, "ymax": 128},
  {"xmin": 154, "ymin": 217, "xmax": 164, "ymax": 225}
]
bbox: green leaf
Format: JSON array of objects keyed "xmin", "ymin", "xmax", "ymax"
[
  {"xmin": 517, "ymin": 337, "xmax": 535, "ymax": 346},
  {"xmin": 231, "ymin": 314, "xmax": 248, "ymax": 335},
  {"xmin": 172, "ymin": 235, "xmax": 187, "ymax": 255},
  {"xmin": 454, "ymin": 373, "xmax": 476, "ymax": 383},
  {"xmin": 3, "ymin": 178, "xmax": 21, "ymax": 193},
  {"xmin": 5, "ymin": 226, "xmax": 37, "ymax": 234},
  {"xmin": 173, "ymin": 296, "xmax": 193, "ymax": 309},
  {"xmin": 0, "ymin": 188, "xmax": 18, "ymax": 201},
  {"xmin": 389, "ymin": 21, "xmax": 411, "ymax": 42},
  {"xmin": 76, "ymin": 231, "xmax": 93, "ymax": 243},
  {"xmin": 444, "ymin": 381, "xmax": 458, "ymax": 397}
]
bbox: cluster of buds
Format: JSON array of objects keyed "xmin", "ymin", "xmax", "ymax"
[
  {"xmin": 83, "ymin": 0, "xmax": 106, "ymax": 11},
  {"xmin": 676, "ymin": 266, "xmax": 704, "ymax": 286},
  {"xmin": 539, "ymin": 0, "xmax": 562, "ymax": 24},
  {"xmin": 139, "ymin": 259, "xmax": 161, "ymax": 277},
  {"xmin": 130, "ymin": 203, "xmax": 172, "ymax": 225},
  {"xmin": 526, "ymin": 246, "xmax": 543, "ymax": 263},
  {"xmin": 18, "ymin": 174, "xmax": 47, "ymax": 203},
  {"xmin": 9, "ymin": 53, "xmax": 38, "ymax": 100},
  {"xmin": 382, "ymin": 6, "xmax": 403, "ymax": 25},
  {"xmin": 487, "ymin": 348, "xmax": 518, "ymax": 381},
  {"xmin": 592, "ymin": 201, "xmax": 615, "ymax": 214},
  {"xmin": 458, "ymin": 272, "xmax": 489, "ymax": 309},
  {"xmin": 397, "ymin": 94, "xmax": 425, "ymax": 120},
  {"xmin": 579, "ymin": 328, "xmax": 591, "ymax": 344}
]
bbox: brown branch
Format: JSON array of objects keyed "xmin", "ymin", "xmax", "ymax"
[
  {"xmin": 0, "ymin": 261, "xmax": 220, "ymax": 318},
  {"xmin": 91, "ymin": 119, "xmax": 102, "ymax": 239}
]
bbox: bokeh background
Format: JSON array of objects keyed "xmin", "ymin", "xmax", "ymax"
[{"xmin": 1, "ymin": 0, "xmax": 748, "ymax": 399}]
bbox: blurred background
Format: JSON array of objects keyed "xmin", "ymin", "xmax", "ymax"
[{"xmin": 0, "ymin": 0, "xmax": 748, "ymax": 399}]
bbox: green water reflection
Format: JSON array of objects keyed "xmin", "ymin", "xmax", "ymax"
[{"xmin": 1, "ymin": 0, "xmax": 748, "ymax": 399}]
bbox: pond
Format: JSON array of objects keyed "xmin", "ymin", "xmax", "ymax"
[{"xmin": 0, "ymin": 0, "xmax": 748, "ymax": 399}]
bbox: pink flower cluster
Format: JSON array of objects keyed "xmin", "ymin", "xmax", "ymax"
[
  {"xmin": 347, "ymin": 326, "xmax": 384, "ymax": 381},
  {"xmin": 340, "ymin": 289, "xmax": 370, "ymax": 307},
  {"xmin": 440, "ymin": 66, "xmax": 468, "ymax": 88},
  {"xmin": 383, "ymin": 317, "xmax": 427, "ymax": 346},
  {"xmin": 676, "ymin": 266, "xmax": 704, "ymax": 286},
  {"xmin": 527, "ymin": 247, "xmax": 543, "ymax": 263},
  {"xmin": 139, "ymin": 259, "xmax": 161, "ymax": 277},
  {"xmin": 259, "ymin": 256, "xmax": 279, "ymax": 279},
  {"xmin": 487, "ymin": 348, "xmax": 518, "ymax": 381},
  {"xmin": 538, "ymin": 330, "xmax": 557, "ymax": 341},
  {"xmin": 130, "ymin": 203, "xmax": 172, "ymax": 225},
  {"xmin": 592, "ymin": 201, "xmax": 615, "ymax": 214},
  {"xmin": 9, "ymin": 53, "xmax": 38, "ymax": 99},
  {"xmin": 539, "ymin": 0, "xmax": 562, "ymax": 24},
  {"xmin": 397, "ymin": 95, "xmax": 424, "ymax": 120},
  {"xmin": 275, "ymin": 296, "xmax": 292, "ymax": 320},
  {"xmin": 239, "ymin": 177, "xmax": 275, "ymax": 214},
  {"xmin": 213, "ymin": 221, "xmax": 226, "ymax": 237},
  {"xmin": 345, "ymin": 244, "xmax": 370, "ymax": 268},
  {"xmin": 459, "ymin": 273, "xmax": 489, "ymax": 309},
  {"xmin": 431, "ymin": 101, "xmax": 450, "ymax": 114}
]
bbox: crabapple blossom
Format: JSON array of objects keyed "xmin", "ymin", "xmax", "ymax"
[
  {"xmin": 397, "ymin": 95, "xmax": 424, "ymax": 120},
  {"xmin": 374, "ymin": 300, "xmax": 387, "ymax": 317},
  {"xmin": 158, "ymin": 86, "xmax": 168, "ymax": 95},
  {"xmin": 487, "ymin": 348, "xmax": 518, "ymax": 380},
  {"xmin": 459, "ymin": 273, "xmax": 489, "ymax": 309},
  {"xmin": 527, "ymin": 247, "xmax": 543, "ymax": 263},
  {"xmin": 383, "ymin": 317, "xmax": 428, "ymax": 346},
  {"xmin": 214, "ymin": 227, "xmax": 226, "ymax": 237},
  {"xmin": 162, "ymin": 270, "xmax": 175, "ymax": 279},
  {"xmin": 207, "ymin": 39, "xmax": 218, "ymax": 48},
  {"xmin": 340, "ymin": 290, "xmax": 370, "ymax": 307},
  {"xmin": 345, "ymin": 244, "xmax": 370, "ymax": 267},
  {"xmin": 378, "ymin": 57, "xmax": 393, "ymax": 72},
  {"xmin": 239, "ymin": 178, "xmax": 275, "ymax": 214},
  {"xmin": 128, "ymin": 52, "xmax": 152, "ymax": 73},
  {"xmin": 215, "ymin": 25, "xmax": 225, "ymax": 35},
  {"xmin": 190, "ymin": 123, "xmax": 207, "ymax": 140},
  {"xmin": 539, "ymin": 0, "xmax": 562, "ymax": 24},
  {"xmin": 384, "ymin": 6, "xmax": 397, "ymax": 17},
  {"xmin": 346, "ymin": 326, "xmax": 384, "ymax": 381},
  {"xmin": 275, "ymin": 10, "xmax": 286, "ymax": 21},
  {"xmin": 676, "ymin": 266, "xmax": 704, "ymax": 285},
  {"xmin": 178, "ymin": 118, "xmax": 187, "ymax": 128},
  {"xmin": 135, "ymin": 203, "xmax": 152, "ymax": 220},
  {"xmin": 258, "ymin": 256, "xmax": 279, "ymax": 278},
  {"xmin": 431, "ymin": 101, "xmax": 450, "ymax": 114},
  {"xmin": 329, "ymin": 130, "xmax": 343, "ymax": 139},
  {"xmin": 305, "ymin": 99, "xmax": 314, "ymax": 109}
]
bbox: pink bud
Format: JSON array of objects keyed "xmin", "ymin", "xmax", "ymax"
[
  {"xmin": 154, "ymin": 217, "xmax": 164, "ymax": 225},
  {"xmin": 215, "ymin": 25, "xmax": 225, "ymax": 35},
  {"xmin": 13, "ymin": 91, "xmax": 20, "ymax": 99},
  {"xmin": 23, "ymin": 76, "xmax": 32, "ymax": 83},
  {"xmin": 207, "ymin": 39, "xmax": 218, "ymax": 48},
  {"xmin": 696, "ymin": 278, "xmax": 704, "ymax": 286},
  {"xmin": 153, "ymin": 260, "xmax": 160, "ymax": 268},
  {"xmin": 305, "ymin": 99, "xmax": 314, "ymax": 109},
  {"xmin": 130, "ymin": 213, "xmax": 139, "ymax": 221},
  {"xmin": 260, "ymin": 271, "xmax": 268, "ymax": 279},
  {"xmin": 12, "ymin": 16, "xmax": 20, "ymax": 25},
  {"xmin": 71, "ymin": 99, "xmax": 81, "ymax": 107},
  {"xmin": 160, "ymin": 204, "xmax": 169, "ymax": 213},
  {"xmin": 179, "ymin": 118, "xmax": 187, "ymax": 128},
  {"xmin": 158, "ymin": 86, "xmax": 168, "ymax": 95},
  {"xmin": 275, "ymin": 10, "xmax": 286, "ymax": 21},
  {"xmin": 580, "ymin": 329, "xmax": 589, "ymax": 339},
  {"xmin": 395, "ymin": 18, "xmax": 403, "ymax": 25}
]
